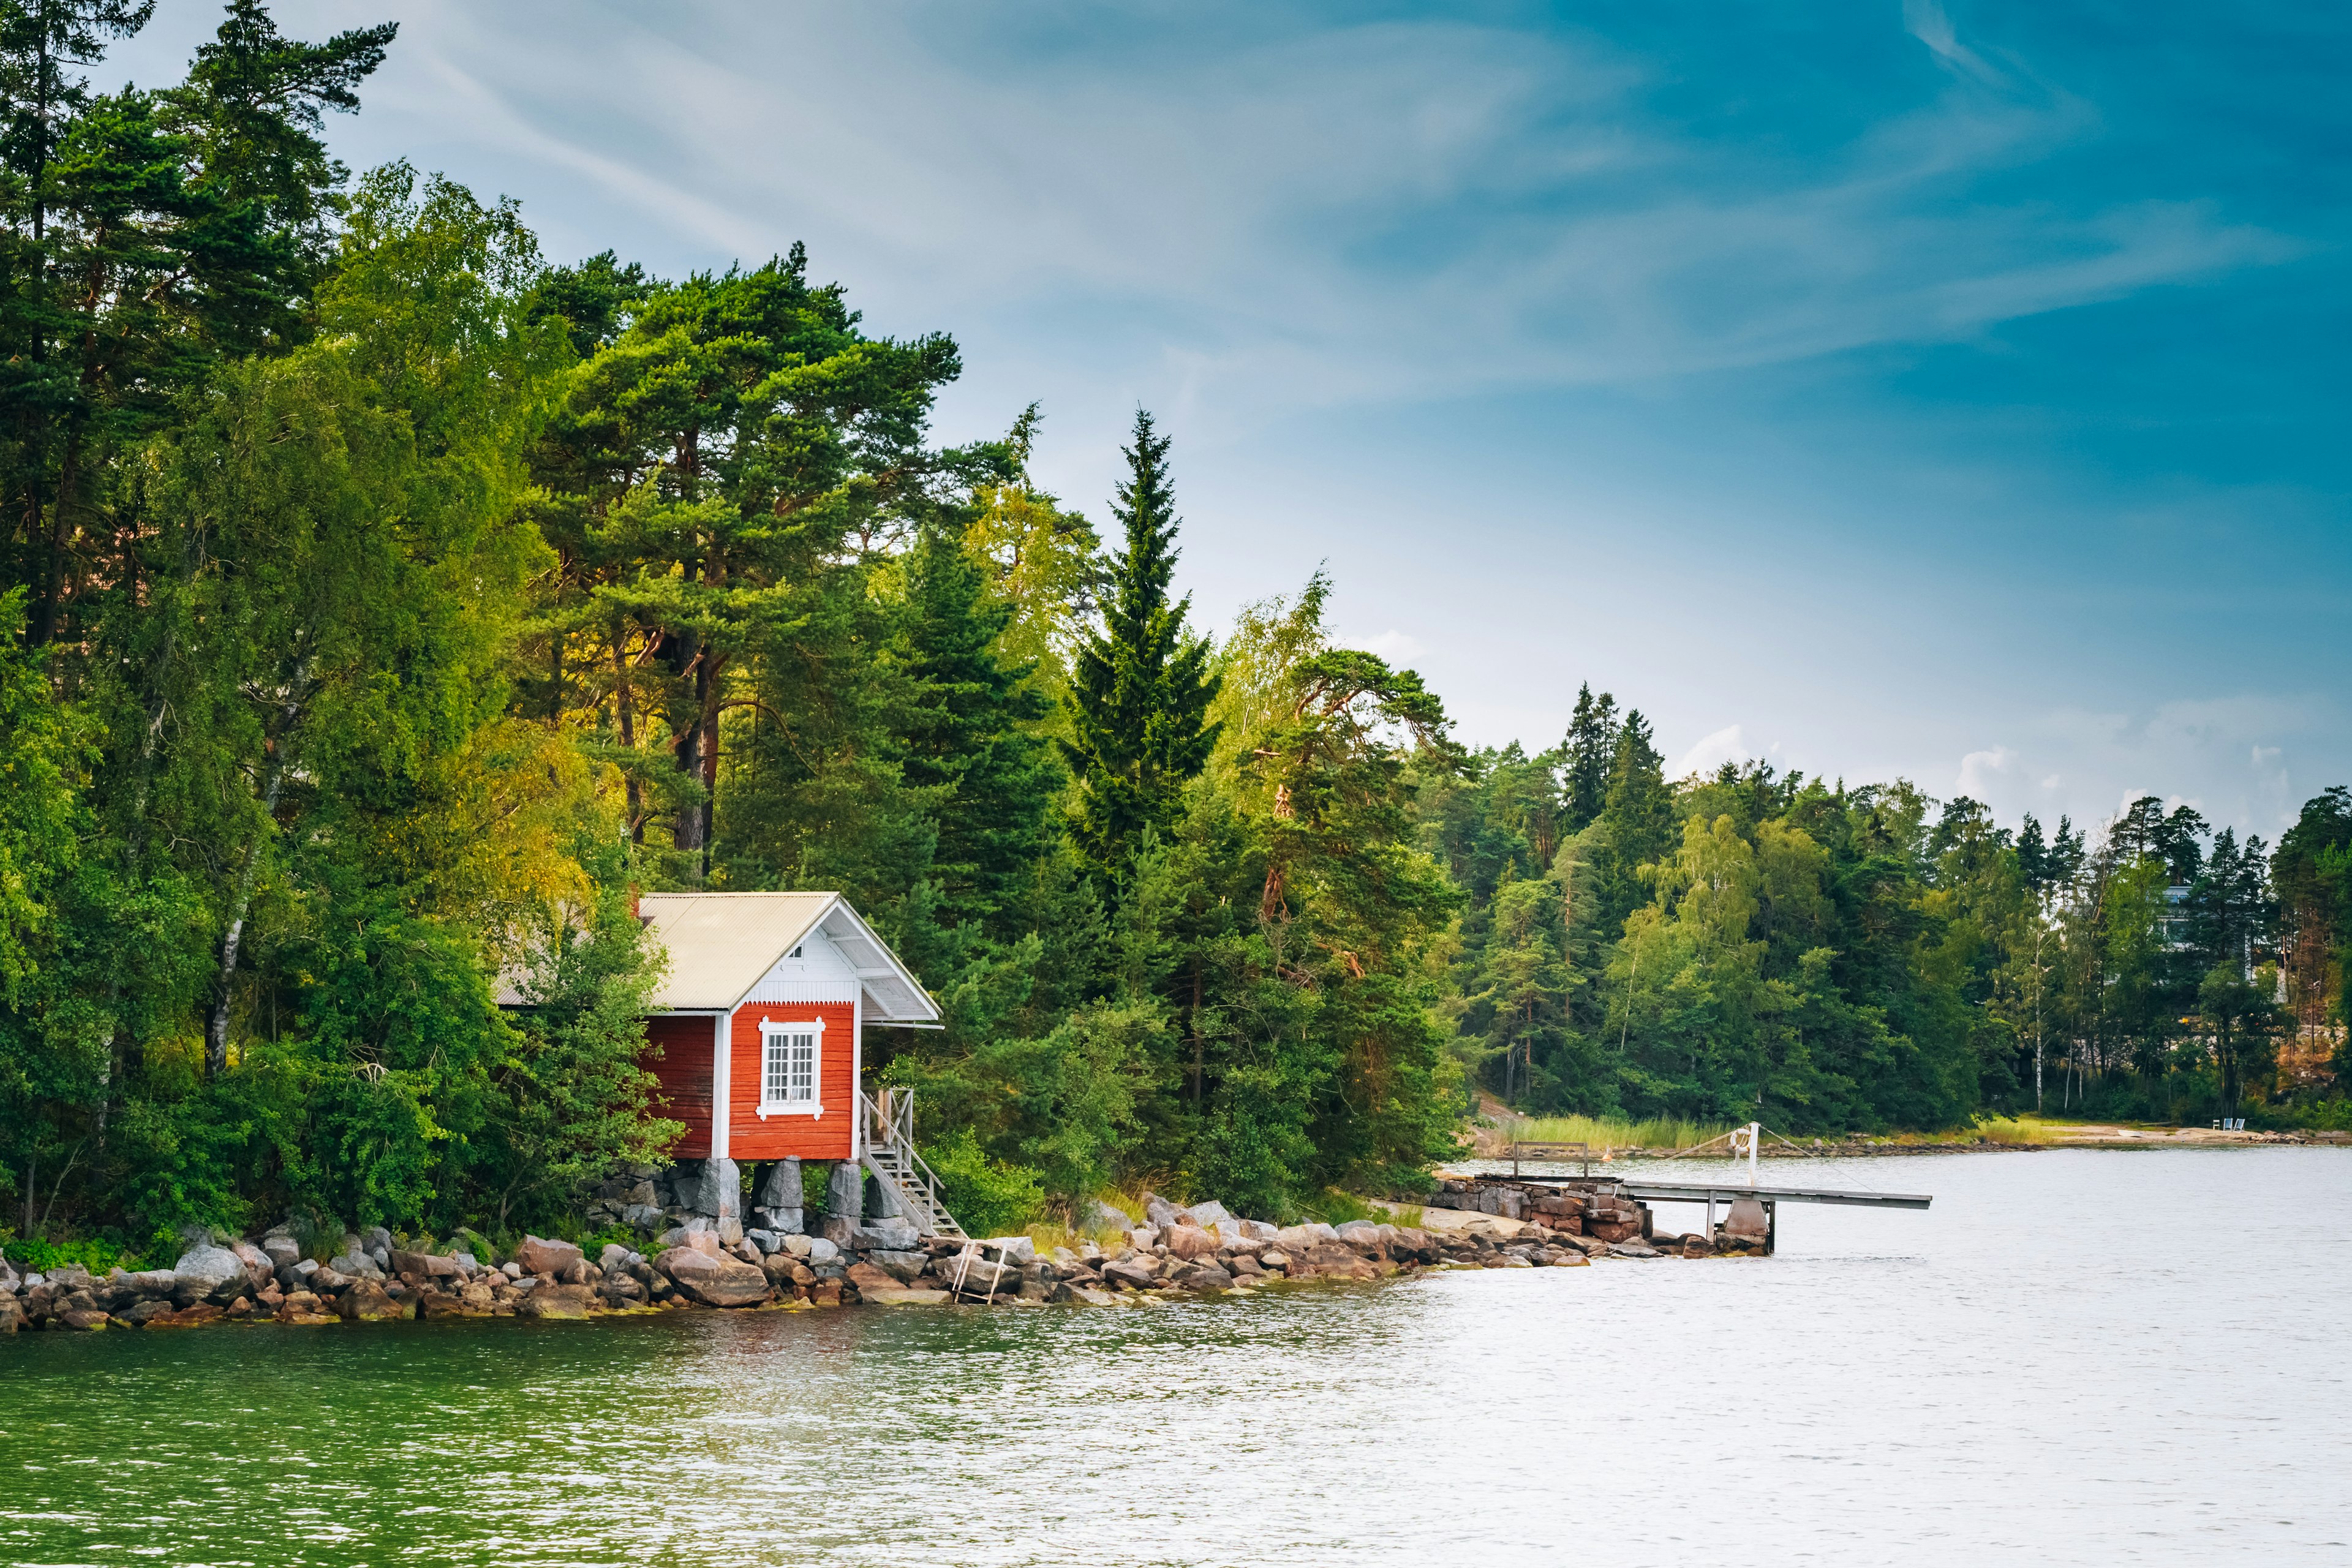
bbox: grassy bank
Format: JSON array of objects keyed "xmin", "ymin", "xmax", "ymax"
[{"xmin": 1491, "ymin": 1114, "xmax": 1733, "ymax": 1152}]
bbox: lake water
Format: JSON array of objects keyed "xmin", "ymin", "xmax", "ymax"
[{"xmin": 5, "ymin": 1148, "xmax": 2348, "ymax": 1566}]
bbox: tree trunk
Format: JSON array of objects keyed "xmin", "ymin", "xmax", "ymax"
[{"xmin": 208, "ymin": 666, "xmax": 307, "ymax": 1077}]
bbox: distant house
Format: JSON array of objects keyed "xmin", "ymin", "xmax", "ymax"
[{"xmin": 633, "ymin": 892, "xmax": 941, "ymax": 1167}]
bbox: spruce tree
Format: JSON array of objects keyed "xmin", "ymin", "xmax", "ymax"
[
  {"xmin": 1561, "ymin": 682, "xmax": 1618, "ymax": 832},
  {"xmin": 1061, "ymin": 410, "xmax": 1219, "ymax": 887},
  {"xmin": 898, "ymin": 522, "xmax": 1058, "ymax": 937}
]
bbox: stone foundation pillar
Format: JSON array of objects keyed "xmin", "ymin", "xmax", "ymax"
[{"xmin": 752, "ymin": 1157, "xmax": 804, "ymax": 1235}]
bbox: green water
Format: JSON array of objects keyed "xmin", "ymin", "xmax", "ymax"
[{"xmin": 7, "ymin": 1150, "xmax": 2351, "ymax": 1566}]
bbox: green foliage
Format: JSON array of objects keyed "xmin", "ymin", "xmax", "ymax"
[
  {"xmin": 1061, "ymin": 410, "xmax": 1220, "ymax": 890},
  {"xmin": 919, "ymin": 1127, "xmax": 1044, "ymax": 1238},
  {"xmin": 0, "ymin": 7, "xmax": 2338, "ymax": 1261}
]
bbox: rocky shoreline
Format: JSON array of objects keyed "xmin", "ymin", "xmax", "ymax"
[{"xmin": 0, "ymin": 1179, "xmax": 1758, "ymax": 1336}]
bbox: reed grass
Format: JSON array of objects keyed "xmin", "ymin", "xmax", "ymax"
[
  {"xmin": 1966, "ymin": 1115, "xmax": 2062, "ymax": 1145},
  {"xmin": 1500, "ymin": 1113, "xmax": 1731, "ymax": 1152}
]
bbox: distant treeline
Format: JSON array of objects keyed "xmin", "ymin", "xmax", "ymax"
[
  {"xmin": 2, "ymin": 6, "xmax": 2345, "ymax": 1258},
  {"xmin": 1429, "ymin": 718, "xmax": 2351, "ymax": 1133}
]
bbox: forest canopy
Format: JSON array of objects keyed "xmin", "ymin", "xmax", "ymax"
[{"xmin": 2, "ymin": 6, "xmax": 2345, "ymax": 1256}]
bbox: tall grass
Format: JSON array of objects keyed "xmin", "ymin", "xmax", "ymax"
[
  {"xmin": 1500, "ymin": 1113, "xmax": 1730, "ymax": 1152},
  {"xmin": 1968, "ymin": 1115, "xmax": 2062, "ymax": 1145}
]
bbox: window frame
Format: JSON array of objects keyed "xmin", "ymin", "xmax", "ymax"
[{"xmin": 756, "ymin": 1017, "xmax": 825, "ymax": 1119}]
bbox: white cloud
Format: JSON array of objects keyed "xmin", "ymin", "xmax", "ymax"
[
  {"xmin": 1673, "ymin": 724, "xmax": 1748, "ymax": 780},
  {"xmin": 1956, "ymin": 745, "xmax": 2018, "ymax": 797}
]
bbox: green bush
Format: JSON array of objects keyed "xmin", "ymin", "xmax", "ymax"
[
  {"xmin": 4, "ymin": 1232, "xmax": 146, "ymax": 1274},
  {"xmin": 920, "ymin": 1128, "xmax": 1044, "ymax": 1237}
]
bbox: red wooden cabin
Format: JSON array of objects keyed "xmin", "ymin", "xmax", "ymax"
[{"xmin": 632, "ymin": 892, "xmax": 941, "ymax": 1164}]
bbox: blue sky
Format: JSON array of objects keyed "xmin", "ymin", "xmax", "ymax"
[{"xmin": 117, "ymin": 2, "xmax": 2352, "ymax": 840}]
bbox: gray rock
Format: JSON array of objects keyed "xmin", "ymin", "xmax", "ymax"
[
  {"xmin": 848, "ymin": 1221, "xmax": 919, "ymax": 1253},
  {"xmin": 1100, "ymin": 1257, "xmax": 1159, "ymax": 1291},
  {"xmin": 781, "ymin": 1233, "xmax": 815, "ymax": 1258},
  {"xmin": 124, "ymin": 1269, "xmax": 179, "ymax": 1298},
  {"xmin": 1084, "ymin": 1198, "xmax": 1133, "ymax": 1231},
  {"xmin": 1239, "ymin": 1219, "xmax": 1280, "ymax": 1242},
  {"xmin": 597, "ymin": 1243, "xmax": 635, "ymax": 1272},
  {"xmin": 330, "ymin": 1251, "xmax": 383, "ymax": 1281},
  {"xmin": 260, "ymin": 1235, "xmax": 301, "ymax": 1268},
  {"xmin": 744, "ymin": 1229, "xmax": 777, "ymax": 1255},
  {"xmin": 1172, "ymin": 1262, "xmax": 1235, "ymax": 1292},
  {"xmin": 871, "ymin": 1250, "xmax": 929, "ymax": 1283},
  {"xmin": 978, "ymin": 1235, "xmax": 1036, "ymax": 1265},
  {"xmin": 620, "ymin": 1204, "xmax": 665, "ymax": 1231},
  {"xmin": 805, "ymin": 1237, "xmax": 839, "ymax": 1265},
  {"xmin": 696, "ymin": 1156, "xmax": 742, "ymax": 1221},
  {"xmin": 756, "ymin": 1156, "xmax": 801, "ymax": 1210},
  {"xmin": 824, "ymin": 1160, "xmax": 862, "ymax": 1223},
  {"xmin": 172, "ymin": 1243, "xmax": 247, "ymax": 1296},
  {"xmin": 1606, "ymin": 1241, "xmax": 1663, "ymax": 1259},
  {"xmin": 939, "ymin": 1255, "xmax": 1019, "ymax": 1294},
  {"xmin": 655, "ymin": 1246, "xmax": 769, "ymax": 1308},
  {"xmin": 749, "ymin": 1204, "xmax": 802, "ymax": 1235},
  {"xmin": 1142, "ymin": 1192, "xmax": 1181, "ymax": 1229},
  {"xmin": 1180, "ymin": 1200, "xmax": 1232, "ymax": 1228}
]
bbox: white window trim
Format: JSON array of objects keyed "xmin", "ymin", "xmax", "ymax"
[{"xmin": 756, "ymin": 1017, "xmax": 825, "ymax": 1119}]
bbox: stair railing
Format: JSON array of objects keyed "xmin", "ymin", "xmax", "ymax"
[{"xmin": 860, "ymin": 1088, "xmax": 968, "ymax": 1241}]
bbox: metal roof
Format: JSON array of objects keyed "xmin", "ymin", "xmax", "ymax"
[{"xmin": 638, "ymin": 892, "xmax": 941, "ymax": 1023}]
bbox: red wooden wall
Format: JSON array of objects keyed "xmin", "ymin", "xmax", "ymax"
[
  {"xmin": 726, "ymin": 1001, "xmax": 856, "ymax": 1161},
  {"xmin": 641, "ymin": 1014, "xmax": 716, "ymax": 1158}
]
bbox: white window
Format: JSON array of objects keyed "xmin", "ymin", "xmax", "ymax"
[{"xmin": 758, "ymin": 1019, "xmax": 824, "ymax": 1118}]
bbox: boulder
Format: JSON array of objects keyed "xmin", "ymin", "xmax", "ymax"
[
  {"xmin": 513, "ymin": 1235, "xmax": 584, "ymax": 1278},
  {"xmin": 417, "ymin": 1288, "xmax": 484, "ymax": 1319},
  {"xmin": 1100, "ymin": 1257, "xmax": 1159, "ymax": 1291},
  {"xmin": 1238, "ymin": 1219, "xmax": 1280, "ymax": 1242},
  {"xmin": 1164, "ymin": 1225, "xmax": 1221, "ymax": 1261},
  {"xmin": 598, "ymin": 1274, "xmax": 647, "ymax": 1306},
  {"xmin": 1179, "ymin": 1200, "xmax": 1232, "ymax": 1229},
  {"xmin": 806, "ymin": 1237, "xmax": 839, "ymax": 1265},
  {"xmin": 598, "ymin": 1243, "xmax": 638, "ymax": 1273},
  {"xmin": 982, "ymin": 1235, "xmax": 1037, "ymax": 1265},
  {"xmin": 824, "ymin": 1161, "xmax": 862, "ymax": 1224},
  {"xmin": 228, "ymin": 1239, "xmax": 275, "ymax": 1289},
  {"xmin": 807, "ymin": 1280, "xmax": 844, "ymax": 1306},
  {"xmin": 756, "ymin": 1156, "xmax": 802, "ymax": 1210},
  {"xmin": 848, "ymin": 1221, "xmax": 921, "ymax": 1253},
  {"xmin": 1050, "ymin": 1283, "xmax": 1120, "ymax": 1305},
  {"xmin": 621, "ymin": 1204, "xmax": 666, "ymax": 1231},
  {"xmin": 1333, "ymin": 1220, "xmax": 1387, "ymax": 1256},
  {"xmin": 172, "ymin": 1243, "xmax": 247, "ymax": 1298},
  {"xmin": 844, "ymin": 1261, "xmax": 900, "ymax": 1293},
  {"xmin": 0, "ymin": 1295, "xmax": 24, "ymax": 1333},
  {"xmin": 1722, "ymin": 1195, "xmax": 1770, "ymax": 1241},
  {"xmin": 655, "ymin": 1246, "xmax": 771, "ymax": 1308},
  {"xmin": 1142, "ymin": 1192, "xmax": 1182, "ymax": 1229},
  {"xmin": 1128, "ymin": 1226, "xmax": 1159, "ymax": 1251},
  {"xmin": 61, "ymin": 1308, "xmax": 110, "ymax": 1331},
  {"xmin": 119, "ymin": 1297, "xmax": 175, "ymax": 1326},
  {"xmin": 743, "ymin": 1230, "xmax": 777, "ymax": 1256},
  {"xmin": 1259, "ymin": 1250, "xmax": 1291, "ymax": 1273},
  {"xmin": 1294, "ymin": 1242, "xmax": 1375, "ymax": 1281},
  {"xmin": 519, "ymin": 1283, "xmax": 598, "ymax": 1319},
  {"xmin": 388, "ymin": 1250, "xmax": 460, "ymax": 1280},
  {"xmin": 260, "ymin": 1235, "xmax": 301, "ymax": 1269},
  {"xmin": 1272, "ymin": 1223, "xmax": 1336, "ymax": 1254},
  {"xmin": 939, "ymin": 1255, "xmax": 1019, "ymax": 1295},
  {"xmin": 161, "ymin": 1302, "xmax": 225, "ymax": 1327},
  {"xmin": 1606, "ymin": 1240, "xmax": 1663, "ymax": 1259},
  {"xmin": 1084, "ymin": 1199, "xmax": 1134, "ymax": 1231},
  {"xmin": 122, "ymin": 1268, "xmax": 179, "ymax": 1298},
  {"xmin": 337, "ymin": 1281, "xmax": 410, "ymax": 1322},
  {"xmin": 328, "ymin": 1251, "xmax": 384, "ymax": 1281},
  {"xmin": 871, "ymin": 1250, "xmax": 930, "ymax": 1284},
  {"xmin": 1171, "ymin": 1263, "xmax": 1235, "ymax": 1292}
]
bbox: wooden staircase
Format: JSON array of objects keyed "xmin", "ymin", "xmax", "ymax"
[{"xmin": 860, "ymin": 1088, "xmax": 967, "ymax": 1242}]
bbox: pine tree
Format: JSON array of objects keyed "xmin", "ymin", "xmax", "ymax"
[
  {"xmin": 1061, "ymin": 409, "xmax": 1219, "ymax": 888},
  {"xmin": 1561, "ymin": 682, "xmax": 1618, "ymax": 832},
  {"xmin": 899, "ymin": 522, "xmax": 1059, "ymax": 937}
]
